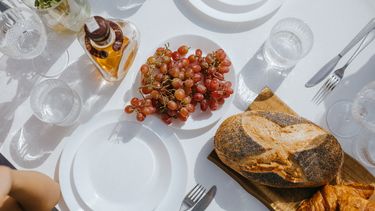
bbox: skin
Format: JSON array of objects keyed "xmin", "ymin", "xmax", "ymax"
[{"xmin": 0, "ymin": 166, "xmax": 60, "ymax": 211}]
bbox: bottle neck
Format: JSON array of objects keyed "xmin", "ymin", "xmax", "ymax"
[{"xmin": 90, "ymin": 28, "xmax": 115, "ymax": 49}]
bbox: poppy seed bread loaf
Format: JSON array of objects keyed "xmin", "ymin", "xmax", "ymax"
[{"xmin": 214, "ymin": 111, "xmax": 344, "ymax": 188}]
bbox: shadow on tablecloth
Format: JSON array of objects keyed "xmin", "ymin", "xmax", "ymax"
[{"xmin": 8, "ymin": 55, "xmax": 120, "ymax": 168}]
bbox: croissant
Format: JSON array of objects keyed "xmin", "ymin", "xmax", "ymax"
[{"xmin": 297, "ymin": 183, "xmax": 375, "ymax": 210}]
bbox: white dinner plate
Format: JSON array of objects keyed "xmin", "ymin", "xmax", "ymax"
[
  {"xmin": 59, "ymin": 110, "xmax": 188, "ymax": 211},
  {"xmin": 131, "ymin": 34, "xmax": 237, "ymax": 130},
  {"xmin": 189, "ymin": 0, "xmax": 283, "ymax": 24},
  {"xmin": 203, "ymin": 0, "xmax": 266, "ymax": 14},
  {"xmin": 72, "ymin": 121, "xmax": 171, "ymax": 211}
]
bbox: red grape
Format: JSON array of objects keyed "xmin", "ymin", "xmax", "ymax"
[
  {"xmin": 136, "ymin": 113, "xmax": 145, "ymax": 121},
  {"xmin": 179, "ymin": 107, "xmax": 189, "ymax": 117},
  {"xmin": 192, "ymin": 64, "xmax": 201, "ymax": 73},
  {"xmin": 140, "ymin": 64, "xmax": 149, "ymax": 74},
  {"xmin": 175, "ymin": 89, "xmax": 186, "ymax": 101},
  {"xmin": 160, "ymin": 63, "xmax": 168, "ymax": 73},
  {"xmin": 208, "ymin": 79, "xmax": 219, "ymax": 91},
  {"xmin": 186, "ymin": 103, "xmax": 195, "ymax": 112},
  {"xmin": 167, "ymin": 100, "xmax": 178, "ymax": 110},
  {"xmin": 181, "ymin": 58, "xmax": 189, "ymax": 67},
  {"xmin": 211, "ymin": 91, "xmax": 223, "ymax": 99},
  {"xmin": 200, "ymin": 99, "xmax": 208, "ymax": 111},
  {"xmin": 192, "ymin": 73, "xmax": 202, "ymax": 83},
  {"xmin": 161, "ymin": 114, "xmax": 172, "ymax": 124},
  {"xmin": 169, "ymin": 67, "xmax": 180, "ymax": 78},
  {"xmin": 178, "ymin": 45, "xmax": 189, "ymax": 56},
  {"xmin": 193, "ymin": 93, "xmax": 204, "ymax": 101},
  {"xmin": 172, "ymin": 78, "xmax": 183, "ymax": 89},
  {"xmin": 195, "ymin": 49, "xmax": 202, "ymax": 57},
  {"xmin": 218, "ymin": 65, "xmax": 229, "ymax": 74},
  {"xmin": 124, "ymin": 105, "xmax": 134, "ymax": 113},
  {"xmin": 162, "ymin": 56, "xmax": 171, "ymax": 64},
  {"xmin": 171, "ymin": 51, "xmax": 181, "ymax": 61},
  {"xmin": 184, "ymin": 79, "xmax": 194, "ymax": 88},
  {"xmin": 182, "ymin": 96, "xmax": 191, "ymax": 104},
  {"xmin": 147, "ymin": 56, "xmax": 156, "ymax": 64},
  {"xmin": 188, "ymin": 54, "xmax": 196, "ymax": 63},
  {"xmin": 221, "ymin": 59, "xmax": 231, "ymax": 66},
  {"xmin": 196, "ymin": 84, "xmax": 207, "ymax": 94},
  {"xmin": 208, "ymin": 99, "xmax": 219, "ymax": 110},
  {"xmin": 217, "ymin": 98, "xmax": 225, "ymax": 105},
  {"xmin": 131, "ymin": 97, "xmax": 141, "ymax": 107},
  {"xmin": 184, "ymin": 68, "xmax": 194, "ymax": 78}
]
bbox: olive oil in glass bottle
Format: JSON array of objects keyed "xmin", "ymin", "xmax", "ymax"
[{"xmin": 78, "ymin": 16, "xmax": 140, "ymax": 81}]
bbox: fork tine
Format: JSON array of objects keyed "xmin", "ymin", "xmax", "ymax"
[
  {"xmin": 190, "ymin": 185, "xmax": 203, "ymax": 201},
  {"xmin": 192, "ymin": 187, "xmax": 206, "ymax": 203},
  {"xmin": 312, "ymin": 78, "xmax": 330, "ymax": 103},
  {"xmin": 316, "ymin": 76, "xmax": 339, "ymax": 104},
  {"xmin": 186, "ymin": 184, "xmax": 200, "ymax": 199}
]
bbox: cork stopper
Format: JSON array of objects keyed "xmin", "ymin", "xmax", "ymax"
[{"xmin": 84, "ymin": 16, "xmax": 110, "ymax": 43}]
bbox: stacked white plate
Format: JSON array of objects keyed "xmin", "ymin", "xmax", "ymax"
[
  {"xmin": 189, "ymin": 0, "xmax": 284, "ymax": 24},
  {"xmin": 59, "ymin": 110, "xmax": 188, "ymax": 211}
]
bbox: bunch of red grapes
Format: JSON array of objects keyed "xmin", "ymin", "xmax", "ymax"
[{"xmin": 124, "ymin": 44, "xmax": 233, "ymax": 124}]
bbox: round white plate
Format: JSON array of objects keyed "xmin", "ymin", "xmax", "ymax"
[
  {"xmin": 59, "ymin": 110, "xmax": 188, "ymax": 211},
  {"xmin": 203, "ymin": 0, "xmax": 266, "ymax": 13},
  {"xmin": 189, "ymin": 0, "xmax": 283, "ymax": 24},
  {"xmin": 72, "ymin": 121, "xmax": 171, "ymax": 211},
  {"xmin": 132, "ymin": 34, "xmax": 237, "ymax": 130}
]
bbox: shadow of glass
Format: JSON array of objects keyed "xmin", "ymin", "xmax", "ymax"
[
  {"xmin": 173, "ymin": 0, "xmax": 279, "ymax": 33},
  {"xmin": 89, "ymin": 0, "xmax": 144, "ymax": 18},
  {"xmin": 194, "ymin": 139, "xmax": 267, "ymax": 210},
  {"xmin": 234, "ymin": 45, "xmax": 292, "ymax": 110},
  {"xmin": 9, "ymin": 55, "xmax": 120, "ymax": 168},
  {"xmin": 0, "ymin": 30, "xmax": 75, "ymax": 148}
]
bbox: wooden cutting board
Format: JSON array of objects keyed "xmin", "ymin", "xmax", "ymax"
[{"xmin": 208, "ymin": 87, "xmax": 375, "ymax": 211}]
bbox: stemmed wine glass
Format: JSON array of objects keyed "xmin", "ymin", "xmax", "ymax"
[{"xmin": 326, "ymin": 81, "xmax": 375, "ymax": 167}]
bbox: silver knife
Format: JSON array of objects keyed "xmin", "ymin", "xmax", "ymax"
[
  {"xmin": 305, "ymin": 18, "xmax": 375, "ymax": 88},
  {"xmin": 191, "ymin": 186, "xmax": 217, "ymax": 211}
]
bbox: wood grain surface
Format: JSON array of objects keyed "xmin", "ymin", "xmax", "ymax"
[{"xmin": 208, "ymin": 87, "xmax": 375, "ymax": 211}]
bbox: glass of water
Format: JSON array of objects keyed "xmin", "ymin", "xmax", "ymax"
[
  {"xmin": 326, "ymin": 81, "xmax": 375, "ymax": 167},
  {"xmin": 263, "ymin": 18, "xmax": 314, "ymax": 70},
  {"xmin": 0, "ymin": 6, "xmax": 47, "ymax": 59},
  {"xmin": 30, "ymin": 79, "xmax": 82, "ymax": 126}
]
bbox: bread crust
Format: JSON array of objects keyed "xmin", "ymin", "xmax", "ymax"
[{"xmin": 214, "ymin": 111, "xmax": 344, "ymax": 188}]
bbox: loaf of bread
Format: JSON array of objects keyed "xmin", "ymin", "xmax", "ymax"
[
  {"xmin": 214, "ymin": 111, "xmax": 344, "ymax": 188},
  {"xmin": 297, "ymin": 183, "xmax": 375, "ymax": 210}
]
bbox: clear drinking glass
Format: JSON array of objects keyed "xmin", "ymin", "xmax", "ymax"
[
  {"xmin": 263, "ymin": 18, "xmax": 314, "ymax": 70},
  {"xmin": 326, "ymin": 81, "xmax": 375, "ymax": 167},
  {"xmin": 0, "ymin": 7, "xmax": 47, "ymax": 59},
  {"xmin": 30, "ymin": 79, "xmax": 82, "ymax": 126}
]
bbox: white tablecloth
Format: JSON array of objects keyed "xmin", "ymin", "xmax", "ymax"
[{"xmin": 0, "ymin": 0, "xmax": 375, "ymax": 210}]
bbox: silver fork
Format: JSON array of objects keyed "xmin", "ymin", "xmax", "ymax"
[
  {"xmin": 312, "ymin": 29, "xmax": 375, "ymax": 105},
  {"xmin": 179, "ymin": 184, "xmax": 206, "ymax": 211}
]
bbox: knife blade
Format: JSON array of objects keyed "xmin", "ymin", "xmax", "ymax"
[
  {"xmin": 305, "ymin": 18, "xmax": 375, "ymax": 88},
  {"xmin": 191, "ymin": 185, "xmax": 217, "ymax": 211}
]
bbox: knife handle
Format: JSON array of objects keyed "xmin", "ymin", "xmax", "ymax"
[{"xmin": 340, "ymin": 18, "xmax": 375, "ymax": 57}]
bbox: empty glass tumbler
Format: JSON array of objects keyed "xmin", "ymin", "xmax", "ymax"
[
  {"xmin": 263, "ymin": 18, "xmax": 314, "ymax": 70},
  {"xmin": 30, "ymin": 79, "xmax": 82, "ymax": 126}
]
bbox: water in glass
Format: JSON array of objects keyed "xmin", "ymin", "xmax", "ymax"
[
  {"xmin": 30, "ymin": 79, "xmax": 81, "ymax": 126},
  {"xmin": 263, "ymin": 18, "xmax": 313, "ymax": 70}
]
